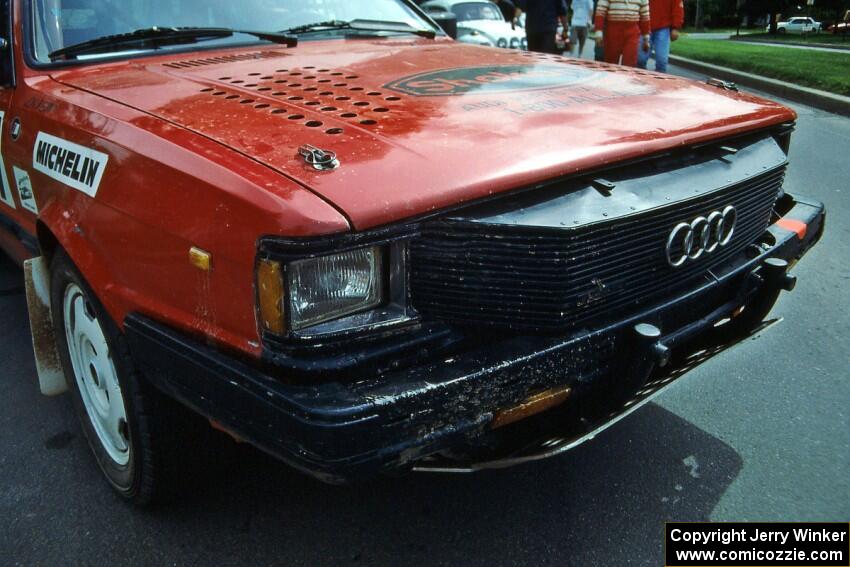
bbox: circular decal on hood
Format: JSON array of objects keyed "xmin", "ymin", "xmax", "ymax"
[{"xmin": 384, "ymin": 64, "xmax": 600, "ymax": 97}]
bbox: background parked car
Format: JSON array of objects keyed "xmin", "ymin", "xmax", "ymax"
[
  {"xmin": 828, "ymin": 10, "xmax": 849, "ymax": 34},
  {"xmin": 770, "ymin": 16, "xmax": 822, "ymax": 33},
  {"xmin": 420, "ymin": 0, "xmax": 528, "ymax": 49}
]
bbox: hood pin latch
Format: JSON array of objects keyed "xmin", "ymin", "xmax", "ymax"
[{"xmin": 298, "ymin": 145, "xmax": 340, "ymax": 171}]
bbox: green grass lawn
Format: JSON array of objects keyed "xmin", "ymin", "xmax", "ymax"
[
  {"xmin": 670, "ymin": 37, "xmax": 850, "ymax": 96},
  {"xmin": 734, "ymin": 32, "xmax": 850, "ymax": 47}
]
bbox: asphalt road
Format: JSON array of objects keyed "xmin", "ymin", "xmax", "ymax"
[{"xmin": 1, "ymin": 72, "xmax": 848, "ymax": 567}]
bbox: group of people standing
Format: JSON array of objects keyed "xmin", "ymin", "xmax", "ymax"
[{"xmin": 495, "ymin": 0, "xmax": 684, "ymax": 72}]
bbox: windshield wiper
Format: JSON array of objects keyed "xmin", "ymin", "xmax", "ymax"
[
  {"xmin": 283, "ymin": 19, "xmax": 436, "ymax": 39},
  {"xmin": 49, "ymin": 27, "xmax": 297, "ymax": 61}
]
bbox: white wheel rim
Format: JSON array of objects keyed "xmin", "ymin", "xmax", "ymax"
[{"xmin": 63, "ymin": 283, "xmax": 130, "ymax": 466}]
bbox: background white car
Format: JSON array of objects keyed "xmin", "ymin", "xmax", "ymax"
[
  {"xmin": 770, "ymin": 17, "xmax": 822, "ymax": 33},
  {"xmin": 420, "ymin": 0, "xmax": 528, "ymax": 50}
]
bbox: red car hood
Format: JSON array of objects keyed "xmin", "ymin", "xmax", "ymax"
[{"xmin": 52, "ymin": 39, "xmax": 795, "ymax": 230}]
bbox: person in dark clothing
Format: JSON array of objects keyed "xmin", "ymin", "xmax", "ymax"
[
  {"xmin": 491, "ymin": 0, "xmax": 516, "ymax": 22},
  {"xmin": 513, "ymin": 0, "xmax": 569, "ymax": 54}
]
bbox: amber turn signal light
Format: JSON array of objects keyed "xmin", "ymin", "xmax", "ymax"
[
  {"xmin": 188, "ymin": 247, "xmax": 212, "ymax": 271},
  {"xmin": 490, "ymin": 386, "xmax": 572, "ymax": 430},
  {"xmin": 257, "ymin": 259, "xmax": 285, "ymax": 335}
]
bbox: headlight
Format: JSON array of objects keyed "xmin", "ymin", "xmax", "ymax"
[
  {"xmin": 287, "ymin": 246, "xmax": 384, "ymax": 331},
  {"xmin": 521, "ymin": 37, "xmax": 528, "ymax": 50},
  {"xmin": 497, "ymin": 38, "xmax": 508, "ymax": 48},
  {"xmin": 258, "ymin": 241, "xmax": 415, "ymax": 338},
  {"xmin": 510, "ymin": 37, "xmax": 520, "ymax": 49}
]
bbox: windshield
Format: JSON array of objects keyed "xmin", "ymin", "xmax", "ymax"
[
  {"xmin": 451, "ymin": 3, "xmax": 505, "ymax": 22},
  {"xmin": 30, "ymin": 0, "xmax": 432, "ymax": 64}
]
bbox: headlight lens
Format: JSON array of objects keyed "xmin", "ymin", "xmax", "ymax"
[
  {"xmin": 510, "ymin": 37, "xmax": 520, "ymax": 49},
  {"xmin": 497, "ymin": 37, "xmax": 508, "ymax": 48},
  {"xmin": 287, "ymin": 246, "xmax": 384, "ymax": 331},
  {"xmin": 521, "ymin": 37, "xmax": 528, "ymax": 50}
]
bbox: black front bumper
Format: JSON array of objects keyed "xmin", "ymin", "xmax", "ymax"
[{"xmin": 125, "ymin": 195, "xmax": 825, "ymax": 484}]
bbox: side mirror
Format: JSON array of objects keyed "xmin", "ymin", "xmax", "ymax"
[{"xmin": 429, "ymin": 10, "xmax": 458, "ymax": 39}]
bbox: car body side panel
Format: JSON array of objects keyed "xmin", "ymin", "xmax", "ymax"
[{"xmin": 2, "ymin": 61, "xmax": 350, "ymax": 356}]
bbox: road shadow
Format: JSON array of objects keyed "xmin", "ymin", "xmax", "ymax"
[{"xmin": 150, "ymin": 402, "xmax": 742, "ymax": 566}]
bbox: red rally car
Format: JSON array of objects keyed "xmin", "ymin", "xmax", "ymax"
[{"xmin": 0, "ymin": 0, "xmax": 824, "ymax": 503}]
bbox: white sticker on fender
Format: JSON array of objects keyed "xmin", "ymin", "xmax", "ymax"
[
  {"xmin": 0, "ymin": 112, "xmax": 15, "ymax": 209},
  {"xmin": 33, "ymin": 132, "xmax": 109, "ymax": 197},
  {"xmin": 13, "ymin": 167, "xmax": 38, "ymax": 214}
]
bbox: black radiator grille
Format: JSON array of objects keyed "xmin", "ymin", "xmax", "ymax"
[{"xmin": 410, "ymin": 166, "xmax": 785, "ymax": 331}]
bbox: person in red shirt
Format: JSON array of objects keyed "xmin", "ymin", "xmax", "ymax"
[
  {"xmin": 593, "ymin": 0, "xmax": 651, "ymax": 67},
  {"xmin": 637, "ymin": 0, "xmax": 684, "ymax": 72}
]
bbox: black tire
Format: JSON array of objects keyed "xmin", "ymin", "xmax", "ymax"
[{"xmin": 50, "ymin": 250, "xmax": 163, "ymax": 505}]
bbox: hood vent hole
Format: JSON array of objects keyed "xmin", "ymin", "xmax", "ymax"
[
  {"xmin": 305, "ymin": 121, "xmax": 323, "ymax": 128},
  {"xmin": 163, "ymin": 51, "xmax": 286, "ymax": 69},
  {"xmin": 360, "ymin": 120, "xmax": 377, "ymax": 126},
  {"xmin": 326, "ymin": 128, "xmax": 344, "ymax": 135},
  {"xmin": 288, "ymin": 114, "xmax": 304, "ymax": 120}
]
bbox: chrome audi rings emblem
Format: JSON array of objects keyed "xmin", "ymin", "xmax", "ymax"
[{"xmin": 665, "ymin": 206, "xmax": 737, "ymax": 268}]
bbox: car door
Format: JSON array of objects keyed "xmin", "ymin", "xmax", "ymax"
[{"xmin": 0, "ymin": 0, "xmax": 27, "ymax": 263}]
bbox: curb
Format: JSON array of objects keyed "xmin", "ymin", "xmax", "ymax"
[
  {"xmin": 668, "ymin": 55, "xmax": 850, "ymax": 117},
  {"xmin": 730, "ymin": 36, "xmax": 850, "ymax": 51}
]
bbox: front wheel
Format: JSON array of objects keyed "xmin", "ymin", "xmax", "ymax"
[{"xmin": 51, "ymin": 251, "xmax": 162, "ymax": 504}]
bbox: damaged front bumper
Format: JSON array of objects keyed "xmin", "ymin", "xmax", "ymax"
[{"xmin": 125, "ymin": 194, "xmax": 825, "ymax": 484}]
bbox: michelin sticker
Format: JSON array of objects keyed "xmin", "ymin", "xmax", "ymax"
[
  {"xmin": 33, "ymin": 132, "xmax": 108, "ymax": 197},
  {"xmin": 0, "ymin": 112, "xmax": 15, "ymax": 209},
  {"xmin": 13, "ymin": 167, "xmax": 37, "ymax": 214}
]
